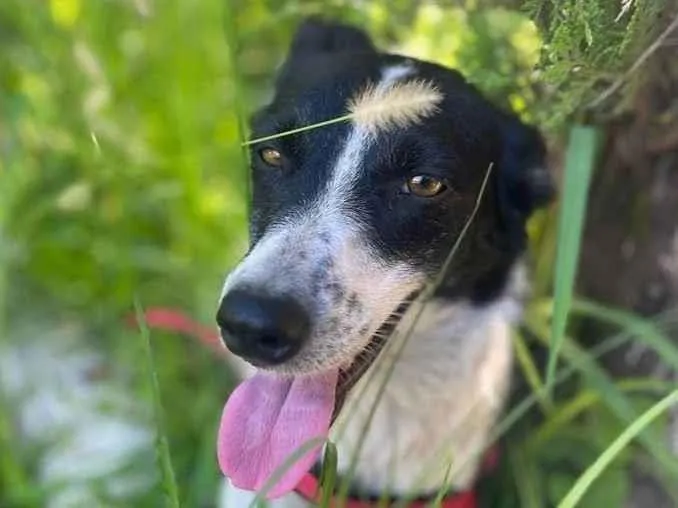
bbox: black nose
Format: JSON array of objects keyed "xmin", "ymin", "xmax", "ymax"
[{"xmin": 216, "ymin": 289, "xmax": 311, "ymax": 366}]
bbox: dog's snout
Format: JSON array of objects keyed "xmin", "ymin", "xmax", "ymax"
[{"xmin": 216, "ymin": 289, "xmax": 310, "ymax": 366}]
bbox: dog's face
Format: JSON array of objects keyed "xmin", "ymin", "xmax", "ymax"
[{"xmin": 216, "ymin": 18, "xmax": 551, "ymax": 376}]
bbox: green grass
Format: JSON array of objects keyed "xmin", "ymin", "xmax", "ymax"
[
  {"xmin": 1, "ymin": 1, "xmax": 678, "ymax": 507},
  {"xmin": 545, "ymin": 126, "xmax": 600, "ymax": 389},
  {"xmin": 136, "ymin": 300, "xmax": 182, "ymax": 508},
  {"xmin": 318, "ymin": 442, "xmax": 339, "ymax": 508},
  {"xmin": 221, "ymin": 0, "xmax": 251, "ymax": 217},
  {"xmin": 0, "ymin": 90, "xmax": 40, "ymax": 508}
]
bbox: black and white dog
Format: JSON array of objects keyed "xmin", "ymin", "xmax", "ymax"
[{"xmin": 216, "ymin": 17, "xmax": 552, "ymax": 507}]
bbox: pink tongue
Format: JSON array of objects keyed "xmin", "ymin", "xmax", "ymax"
[{"xmin": 217, "ymin": 369, "xmax": 338, "ymax": 499}]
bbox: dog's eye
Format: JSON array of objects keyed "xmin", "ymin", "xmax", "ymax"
[
  {"xmin": 404, "ymin": 175, "xmax": 447, "ymax": 197},
  {"xmin": 258, "ymin": 147, "xmax": 283, "ymax": 167}
]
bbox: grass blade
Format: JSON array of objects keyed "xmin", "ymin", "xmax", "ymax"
[
  {"xmin": 557, "ymin": 389, "xmax": 678, "ymax": 508},
  {"xmin": 572, "ymin": 299, "xmax": 678, "ymax": 370},
  {"xmin": 248, "ymin": 436, "xmax": 327, "ymax": 506},
  {"xmin": 429, "ymin": 462, "xmax": 454, "ymax": 508},
  {"xmin": 513, "ymin": 329, "xmax": 553, "ymax": 414},
  {"xmin": 135, "ymin": 300, "xmax": 182, "ymax": 508},
  {"xmin": 546, "ymin": 125, "xmax": 600, "ymax": 388},
  {"xmin": 221, "ymin": 0, "xmax": 252, "ymax": 217},
  {"xmin": 243, "ymin": 114, "xmax": 353, "ymax": 146},
  {"xmin": 319, "ymin": 441, "xmax": 339, "ymax": 508},
  {"xmin": 509, "ymin": 446, "xmax": 543, "ymax": 508}
]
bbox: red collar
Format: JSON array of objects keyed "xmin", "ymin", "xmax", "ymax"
[
  {"xmin": 294, "ymin": 447, "xmax": 499, "ymax": 508},
  {"xmin": 294, "ymin": 473, "xmax": 477, "ymax": 508}
]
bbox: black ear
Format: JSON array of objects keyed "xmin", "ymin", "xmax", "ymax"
[
  {"xmin": 287, "ymin": 16, "xmax": 376, "ymax": 57},
  {"xmin": 272, "ymin": 17, "xmax": 377, "ymax": 94},
  {"xmin": 496, "ymin": 115, "xmax": 554, "ymax": 251}
]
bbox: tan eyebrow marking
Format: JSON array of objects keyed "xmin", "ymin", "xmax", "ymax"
[{"xmin": 347, "ymin": 79, "xmax": 443, "ymax": 134}]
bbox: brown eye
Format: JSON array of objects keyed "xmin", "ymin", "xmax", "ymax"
[
  {"xmin": 259, "ymin": 147, "xmax": 283, "ymax": 167},
  {"xmin": 404, "ymin": 175, "xmax": 447, "ymax": 197}
]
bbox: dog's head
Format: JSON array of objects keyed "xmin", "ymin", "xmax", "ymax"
[{"xmin": 217, "ymin": 17, "xmax": 551, "ymax": 375}]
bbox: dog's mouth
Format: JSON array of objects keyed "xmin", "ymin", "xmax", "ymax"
[{"xmin": 216, "ymin": 291, "xmax": 419, "ymax": 500}]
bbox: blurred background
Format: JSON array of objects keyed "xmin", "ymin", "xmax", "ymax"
[{"xmin": 1, "ymin": 0, "xmax": 677, "ymax": 507}]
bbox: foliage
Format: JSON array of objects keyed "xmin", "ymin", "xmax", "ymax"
[
  {"xmin": 524, "ymin": 0, "xmax": 670, "ymax": 129},
  {"xmin": 1, "ymin": 0, "xmax": 677, "ymax": 507}
]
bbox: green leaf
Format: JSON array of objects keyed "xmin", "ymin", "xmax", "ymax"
[
  {"xmin": 135, "ymin": 300, "xmax": 182, "ymax": 508},
  {"xmin": 546, "ymin": 125, "xmax": 600, "ymax": 388},
  {"xmin": 513, "ymin": 329, "xmax": 553, "ymax": 414},
  {"xmin": 509, "ymin": 445, "xmax": 544, "ymax": 508},
  {"xmin": 572, "ymin": 299, "xmax": 678, "ymax": 372},
  {"xmin": 319, "ymin": 441, "xmax": 339, "ymax": 508}
]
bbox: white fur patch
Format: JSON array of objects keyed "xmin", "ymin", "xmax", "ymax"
[
  {"xmin": 325, "ymin": 63, "xmax": 418, "ymax": 204},
  {"xmin": 329, "ymin": 264, "xmax": 526, "ymax": 496}
]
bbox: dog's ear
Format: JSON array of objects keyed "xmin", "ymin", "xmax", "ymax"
[
  {"xmin": 272, "ymin": 17, "xmax": 377, "ymax": 93},
  {"xmin": 287, "ymin": 16, "xmax": 376, "ymax": 57},
  {"xmin": 495, "ymin": 115, "xmax": 554, "ymax": 250}
]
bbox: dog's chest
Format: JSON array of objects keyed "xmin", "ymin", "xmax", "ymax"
[{"xmin": 328, "ymin": 295, "xmax": 520, "ymax": 497}]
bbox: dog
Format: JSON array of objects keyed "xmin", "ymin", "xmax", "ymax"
[{"xmin": 215, "ymin": 17, "xmax": 552, "ymax": 508}]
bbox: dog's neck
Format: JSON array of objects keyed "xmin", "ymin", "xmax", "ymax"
[{"xmin": 329, "ymin": 264, "xmax": 527, "ymax": 498}]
